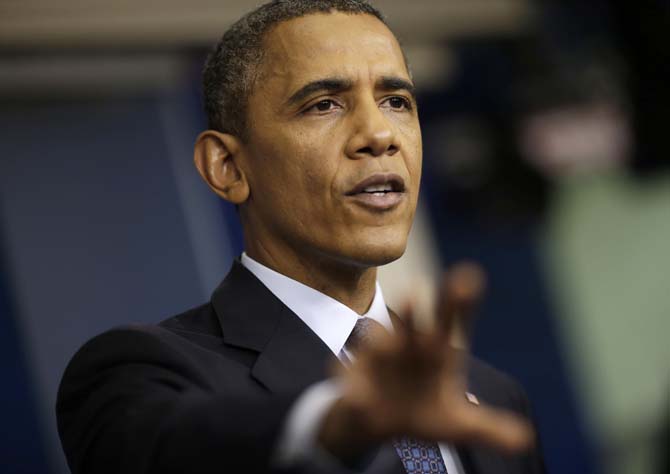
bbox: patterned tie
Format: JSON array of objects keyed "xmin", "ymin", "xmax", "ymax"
[{"xmin": 345, "ymin": 317, "xmax": 449, "ymax": 474}]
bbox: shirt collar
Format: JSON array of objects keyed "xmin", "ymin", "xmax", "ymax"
[{"xmin": 240, "ymin": 252, "xmax": 392, "ymax": 357}]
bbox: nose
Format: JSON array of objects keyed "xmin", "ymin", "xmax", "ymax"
[{"xmin": 345, "ymin": 99, "xmax": 399, "ymax": 159}]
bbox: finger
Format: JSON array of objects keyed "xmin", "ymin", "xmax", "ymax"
[
  {"xmin": 401, "ymin": 302, "xmax": 443, "ymax": 369},
  {"xmin": 435, "ymin": 262, "xmax": 486, "ymax": 343},
  {"xmin": 443, "ymin": 345, "xmax": 467, "ymax": 378},
  {"xmin": 398, "ymin": 299, "xmax": 419, "ymax": 349},
  {"xmin": 399, "ymin": 295, "xmax": 452, "ymax": 372},
  {"xmin": 434, "ymin": 270, "xmax": 458, "ymax": 341},
  {"xmin": 451, "ymin": 402, "xmax": 534, "ymax": 453},
  {"xmin": 446, "ymin": 261, "xmax": 486, "ymax": 318},
  {"xmin": 399, "ymin": 299, "xmax": 416, "ymax": 333}
]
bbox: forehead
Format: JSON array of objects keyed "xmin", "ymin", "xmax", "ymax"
[{"xmin": 257, "ymin": 12, "xmax": 409, "ymax": 92}]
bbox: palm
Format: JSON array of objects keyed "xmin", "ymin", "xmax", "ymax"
[{"xmin": 337, "ymin": 263, "xmax": 533, "ymax": 452}]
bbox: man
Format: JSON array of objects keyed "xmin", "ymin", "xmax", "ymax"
[{"xmin": 57, "ymin": 1, "xmax": 545, "ymax": 473}]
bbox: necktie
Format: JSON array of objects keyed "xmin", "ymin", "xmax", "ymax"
[{"xmin": 345, "ymin": 317, "xmax": 449, "ymax": 474}]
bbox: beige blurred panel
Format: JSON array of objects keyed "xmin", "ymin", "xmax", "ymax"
[
  {"xmin": 402, "ymin": 43, "xmax": 456, "ymax": 91},
  {"xmin": 377, "ymin": 201, "xmax": 441, "ymax": 329},
  {"xmin": 0, "ymin": 0, "xmax": 532, "ymax": 49}
]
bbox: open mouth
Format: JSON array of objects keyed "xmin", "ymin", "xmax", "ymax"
[
  {"xmin": 345, "ymin": 173, "xmax": 406, "ymax": 196},
  {"xmin": 344, "ymin": 173, "xmax": 406, "ymax": 210}
]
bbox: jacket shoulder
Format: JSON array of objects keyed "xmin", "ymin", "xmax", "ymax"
[
  {"xmin": 467, "ymin": 356, "xmax": 532, "ymax": 416},
  {"xmin": 56, "ymin": 315, "xmax": 295, "ymax": 474},
  {"xmin": 158, "ymin": 302, "xmax": 222, "ymax": 337}
]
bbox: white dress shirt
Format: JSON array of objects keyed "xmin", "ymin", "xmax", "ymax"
[{"xmin": 240, "ymin": 253, "xmax": 465, "ymax": 473}]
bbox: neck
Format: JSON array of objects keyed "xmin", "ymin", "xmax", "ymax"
[{"xmin": 244, "ymin": 238, "xmax": 378, "ymax": 315}]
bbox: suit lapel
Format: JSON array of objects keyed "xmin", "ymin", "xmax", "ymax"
[
  {"xmin": 456, "ymin": 361, "xmax": 513, "ymax": 474},
  {"xmin": 211, "ymin": 260, "xmax": 336, "ymax": 394},
  {"xmin": 457, "ymin": 445, "xmax": 510, "ymax": 474},
  {"xmin": 251, "ymin": 304, "xmax": 336, "ymax": 393},
  {"xmin": 457, "ymin": 432, "xmax": 516, "ymax": 474}
]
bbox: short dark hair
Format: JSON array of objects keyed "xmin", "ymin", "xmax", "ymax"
[{"xmin": 202, "ymin": 0, "xmax": 388, "ymax": 138}]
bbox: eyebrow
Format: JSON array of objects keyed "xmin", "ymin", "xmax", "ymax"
[
  {"xmin": 286, "ymin": 78, "xmax": 353, "ymax": 106},
  {"xmin": 378, "ymin": 76, "xmax": 416, "ymax": 101},
  {"xmin": 285, "ymin": 75, "xmax": 416, "ymax": 107}
]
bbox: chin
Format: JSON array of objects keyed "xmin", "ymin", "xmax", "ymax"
[
  {"xmin": 340, "ymin": 232, "xmax": 409, "ymax": 268},
  {"xmin": 367, "ymin": 243, "xmax": 406, "ymax": 266}
]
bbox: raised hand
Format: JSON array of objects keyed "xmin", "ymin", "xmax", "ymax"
[{"xmin": 318, "ymin": 262, "xmax": 534, "ymax": 462}]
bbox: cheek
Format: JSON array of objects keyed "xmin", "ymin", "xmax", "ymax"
[
  {"xmin": 292, "ymin": 138, "xmax": 340, "ymax": 192},
  {"xmin": 400, "ymin": 128, "xmax": 422, "ymax": 180},
  {"xmin": 300, "ymin": 165, "xmax": 341, "ymax": 225},
  {"xmin": 266, "ymin": 144, "xmax": 338, "ymax": 217}
]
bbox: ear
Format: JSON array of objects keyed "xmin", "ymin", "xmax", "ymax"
[{"xmin": 193, "ymin": 130, "xmax": 250, "ymax": 205}]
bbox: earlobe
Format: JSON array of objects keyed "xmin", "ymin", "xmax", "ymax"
[{"xmin": 193, "ymin": 130, "xmax": 250, "ymax": 204}]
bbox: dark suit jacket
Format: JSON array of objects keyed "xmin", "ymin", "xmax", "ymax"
[{"xmin": 57, "ymin": 260, "xmax": 545, "ymax": 474}]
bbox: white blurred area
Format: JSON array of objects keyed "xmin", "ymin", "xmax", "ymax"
[{"xmin": 520, "ymin": 102, "xmax": 632, "ymax": 178}]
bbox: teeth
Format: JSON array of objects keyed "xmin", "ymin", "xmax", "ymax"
[{"xmin": 363, "ymin": 184, "xmax": 392, "ymax": 193}]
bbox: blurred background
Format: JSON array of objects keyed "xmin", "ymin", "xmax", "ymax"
[{"xmin": 1, "ymin": 0, "xmax": 668, "ymax": 473}]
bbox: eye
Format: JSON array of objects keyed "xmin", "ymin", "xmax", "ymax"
[
  {"xmin": 305, "ymin": 99, "xmax": 340, "ymax": 114},
  {"xmin": 383, "ymin": 96, "xmax": 412, "ymax": 111},
  {"xmin": 316, "ymin": 100, "xmax": 334, "ymax": 111}
]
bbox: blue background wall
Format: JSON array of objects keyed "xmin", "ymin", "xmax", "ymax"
[{"xmin": 0, "ymin": 83, "xmax": 233, "ymax": 473}]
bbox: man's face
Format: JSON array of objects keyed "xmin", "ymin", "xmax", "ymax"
[{"xmin": 238, "ymin": 12, "xmax": 422, "ymax": 268}]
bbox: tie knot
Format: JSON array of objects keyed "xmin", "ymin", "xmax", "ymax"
[{"xmin": 346, "ymin": 317, "xmax": 386, "ymax": 352}]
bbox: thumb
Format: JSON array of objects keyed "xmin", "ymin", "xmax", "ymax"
[{"xmin": 451, "ymin": 403, "xmax": 534, "ymax": 453}]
